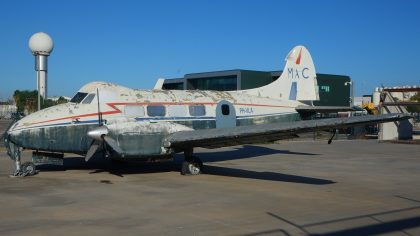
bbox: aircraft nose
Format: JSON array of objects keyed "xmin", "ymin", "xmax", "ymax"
[
  {"xmin": 6, "ymin": 124, "xmax": 20, "ymax": 145},
  {"xmin": 5, "ymin": 118, "xmax": 27, "ymax": 145}
]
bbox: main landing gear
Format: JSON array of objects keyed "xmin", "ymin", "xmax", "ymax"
[{"xmin": 181, "ymin": 148, "xmax": 203, "ymax": 176}]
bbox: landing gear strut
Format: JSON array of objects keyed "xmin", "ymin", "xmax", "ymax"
[
  {"xmin": 181, "ymin": 148, "xmax": 203, "ymax": 175},
  {"xmin": 328, "ymin": 129, "xmax": 337, "ymax": 144}
]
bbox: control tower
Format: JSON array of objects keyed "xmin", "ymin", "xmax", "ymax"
[{"xmin": 28, "ymin": 32, "xmax": 53, "ymax": 110}]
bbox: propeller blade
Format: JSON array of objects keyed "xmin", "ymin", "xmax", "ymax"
[
  {"xmin": 85, "ymin": 140, "xmax": 101, "ymax": 162},
  {"xmin": 103, "ymin": 136, "xmax": 123, "ymax": 154}
]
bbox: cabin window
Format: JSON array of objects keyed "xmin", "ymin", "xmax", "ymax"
[
  {"xmin": 221, "ymin": 104, "xmax": 230, "ymax": 115},
  {"xmin": 82, "ymin": 94, "xmax": 96, "ymax": 104},
  {"xmin": 168, "ymin": 105, "xmax": 187, "ymax": 117},
  {"xmin": 124, "ymin": 105, "xmax": 145, "ymax": 117},
  {"xmin": 189, "ymin": 105, "xmax": 206, "ymax": 116},
  {"xmin": 70, "ymin": 92, "xmax": 88, "ymax": 103},
  {"xmin": 147, "ymin": 105, "xmax": 166, "ymax": 117}
]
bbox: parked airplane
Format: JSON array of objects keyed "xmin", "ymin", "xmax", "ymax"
[{"xmin": 4, "ymin": 45, "xmax": 410, "ymax": 177}]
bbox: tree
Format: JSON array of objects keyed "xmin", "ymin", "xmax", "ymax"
[
  {"xmin": 13, "ymin": 90, "xmax": 38, "ymax": 113},
  {"xmin": 56, "ymin": 96, "xmax": 68, "ymax": 104},
  {"xmin": 13, "ymin": 90, "xmax": 69, "ymax": 114},
  {"xmin": 42, "ymin": 96, "xmax": 68, "ymax": 108}
]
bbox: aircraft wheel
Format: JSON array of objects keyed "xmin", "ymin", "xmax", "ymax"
[
  {"xmin": 21, "ymin": 162, "xmax": 36, "ymax": 176},
  {"xmin": 181, "ymin": 156, "xmax": 203, "ymax": 176}
]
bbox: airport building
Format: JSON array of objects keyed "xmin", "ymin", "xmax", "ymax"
[
  {"xmin": 162, "ymin": 70, "xmax": 352, "ymax": 107},
  {"xmin": 0, "ymin": 103, "xmax": 17, "ymax": 119}
]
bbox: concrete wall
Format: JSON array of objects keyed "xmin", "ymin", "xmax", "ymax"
[
  {"xmin": 0, "ymin": 105, "xmax": 17, "ymax": 119},
  {"xmin": 379, "ymin": 92, "xmax": 413, "ymax": 140}
]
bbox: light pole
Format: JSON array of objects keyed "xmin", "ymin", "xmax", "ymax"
[
  {"xmin": 28, "ymin": 32, "xmax": 53, "ymax": 111},
  {"xmin": 344, "ymin": 81, "xmax": 354, "ymax": 107}
]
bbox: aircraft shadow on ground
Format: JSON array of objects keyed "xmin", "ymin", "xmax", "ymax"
[
  {"xmin": 37, "ymin": 157, "xmax": 176, "ymax": 177},
  {"xmin": 36, "ymin": 145, "xmax": 330, "ymax": 184},
  {"xmin": 197, "ymin": 145, "xmax": 319, "ymax": 163},
  {"xmin": 202, "ymin": 165, "xmax": 334, "ymax": 185},
  {"xmin": 262, "ymin": 205, "xmax": 420, "ymax": 236}
]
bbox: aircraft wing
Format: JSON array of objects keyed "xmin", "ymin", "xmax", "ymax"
[
  {"xmin": 166, "ymin": 113, "xmax": 411, "ymax": 149},
  {"xmin": 295, "ymin": 105, "xmax": 355, "ymax": 112}
]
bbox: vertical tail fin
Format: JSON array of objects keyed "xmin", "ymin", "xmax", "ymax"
[{"xmin": 240, "ymin": 45, "xmax": 319, "ymax": 101}]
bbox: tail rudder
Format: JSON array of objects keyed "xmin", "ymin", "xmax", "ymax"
[{"xmin": 241, "ymin": 45, "xmax": 319, "ymax": 101}]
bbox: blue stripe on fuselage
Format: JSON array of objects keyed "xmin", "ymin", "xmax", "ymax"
[{"xmin": 13, "ymin": 112, "xmax": 299, "ymax": 131}]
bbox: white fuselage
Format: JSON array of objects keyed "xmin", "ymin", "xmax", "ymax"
[{"xmin": 8, "ymin": 82, "xmax": 305, "ymax": 155}]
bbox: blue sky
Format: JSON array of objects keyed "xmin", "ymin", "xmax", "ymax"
[{"xmin": 0, "ymin": 0, "xmax": 419, "ymax": 99}]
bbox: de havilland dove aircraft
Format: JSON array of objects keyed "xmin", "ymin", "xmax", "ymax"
[{"xmin": 4, "ymin": 45, "xmax": 410, "ymax": 177}]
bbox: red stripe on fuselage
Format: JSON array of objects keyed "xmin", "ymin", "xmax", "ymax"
[
  {"xmin": 28, "ymin": 105, "xmax": 122, "ymax": 126},
  {"xmin": 23, "ymin": 101, "xmax": 295, "ymax": 127}
]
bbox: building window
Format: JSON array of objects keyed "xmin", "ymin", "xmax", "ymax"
[
  {"xmin": 82, "ymin": 94, "xmax": 96, "ymax": 104},
  {"xmin": 162, "ymin": 82, "xmax": 184, "ymax": 90},
  {"xmin": 168, "ymin": 105, "xmax": 187, "ymax": 117},
  {"xmin": 147, "ymin": 105, "xmax": 166, "ymax": 117},
  {"xmin": 189, "ymin": 105, "xmax": 206, "ymax": 116},
  {"xmin": 187, "ymin": 76, "xmax": 237, "ymax": 91},
  {"xmin": 124, "ymin": 105, "xmax": 145, "ymax": 117},
  {"xmin": 221, "ymin": 104, "xmax": 230, "ymax": 115},
  {"xmin": 320, "ymin": 85, "xmax": 330, "ymax": 93}
]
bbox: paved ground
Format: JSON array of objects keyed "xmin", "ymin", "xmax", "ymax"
[{"xmin": 0, "ymin": 140, "xmax": 419, "ymax": 235}]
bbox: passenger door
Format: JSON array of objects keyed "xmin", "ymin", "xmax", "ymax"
[{"xmin": 216, "ymin": 100, "xmax": 236, "ymax": 128}]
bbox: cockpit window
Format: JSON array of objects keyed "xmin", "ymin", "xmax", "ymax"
[
  {"xmin": 82, "ymin": 94, "xmax": 96, "ymax": 104},
  {"xmin": 70, "ymin": 92, "xmax": 88, "ymax": 103}
]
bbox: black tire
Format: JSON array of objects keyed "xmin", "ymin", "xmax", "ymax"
[
  {"xmin": 21, "ymin": 162, "xmax": 36, "ymax": 176},
  {"xmin": 181, "ymin": 161, "xmax": 191, "ymax": 175},
  {"xmin": 193, "ymin": 156, "xmax": 203, "ymax": 170},
  {"xmin": 181, "ymin": 156, "xmax": 203, "ymax": 176}
]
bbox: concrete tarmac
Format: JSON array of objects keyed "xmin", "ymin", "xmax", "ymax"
[{"xmin": 0, "ymin": 140, "xmax": 419, "ymax": 235}]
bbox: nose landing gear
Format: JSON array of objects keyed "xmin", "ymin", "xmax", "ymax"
[
  {"xmin": 19, "ymin": 162, "xmax": 37, "ymax": 176},
  {"xmin": 4, "ymin": 136, "xmax": 37, "ymax": 177}
]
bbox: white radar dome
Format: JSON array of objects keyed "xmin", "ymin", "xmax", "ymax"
[{"xmin": 29, "ymin": 32, "xmax": 54, "ymax": 54}]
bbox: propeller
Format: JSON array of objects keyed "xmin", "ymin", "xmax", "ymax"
[
  {"xmin": 84, "ymin": 89, "xmax": 122, "ymax": 161},
  {"xmin": 85, "ymin": 126, "xmax": 123, "ymax": 161}
]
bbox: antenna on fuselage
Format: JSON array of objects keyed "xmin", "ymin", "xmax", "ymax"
[{"xmin": 96, "ymin": 88, "xmax": 103, "ymax": 126}]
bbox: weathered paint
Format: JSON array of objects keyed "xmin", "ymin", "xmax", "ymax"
[
  {"xmin": 7, "ymin": 72, "xmax": 306, "ymax": 158},
  {"xmin": 8, "ymin": 111, "xmax": 300, "ymax": 157},
  {"xmin": 10, "ymin": 124, "xmax": 95, "ymax": 153},
  {"xmin": 32, "ymin": 151, "xmax": 64, "ymax": 165}
]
